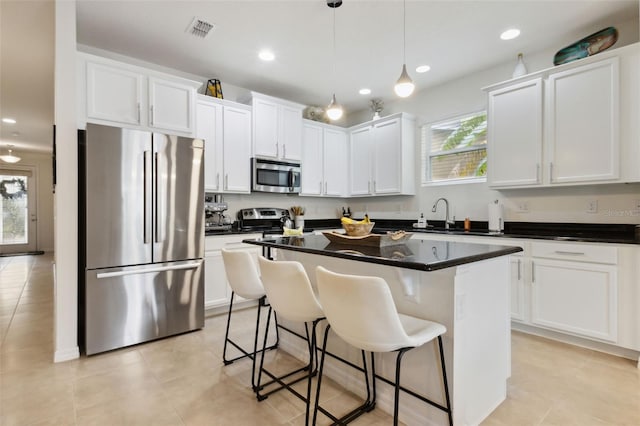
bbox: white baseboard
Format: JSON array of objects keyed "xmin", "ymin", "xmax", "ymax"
[{"xmin": 54, "ymin": 346, "xmax": 80, "ymax": 363}]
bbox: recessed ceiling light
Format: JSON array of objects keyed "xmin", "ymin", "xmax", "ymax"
[
  {"xmin": 2, "ymin": 118, "xmax": 16, "ymax": 124},
  {"xmin": 258, "ymin": 50, "xmax": 275, "ymax": 61},
  {"xmin": 416, "ymin": 65, "xmax": 431, "ymax": 73},
  {"xmin": 500, "ymin": 28, "xmax": 521, "ymax": 40},
  {"xmin": 359, "ymin": 88, "xmax": 371, "ymax": 95}
]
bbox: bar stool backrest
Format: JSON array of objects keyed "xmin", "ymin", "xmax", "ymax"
[
  {"xmin": 258, "ymin": 256, "xmax": 324, "ymax": 323},
  {"xmin": 221, "ymin": 249, "xmax": 265, "ymax": 300},
  {"xmin": 316, "ymin": 266, "xmax": 412, "ymax": 353}
]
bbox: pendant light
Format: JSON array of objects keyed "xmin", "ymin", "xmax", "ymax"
[
  {"xmin": 394, "ymin": 0, "xmax": 415, "ymax": 98},
  {"xmin": 326, "ymin": 0, "xmax": 343, "ymax": 121},
  {"xmin": 0, "ymin": 145, "xmax": 21, "ymax": 164}
]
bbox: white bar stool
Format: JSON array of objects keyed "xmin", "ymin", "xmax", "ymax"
[
  {"xmin": 221, "ymin": 248, "xmax": 278, "ymax": 391},
  {"xmin": 257, "ymin": 256, "xmax": 325, "ymax": 426},
  {"xmin": 314, "ymin": 266, "xmax": 453, "ymax": 426}
]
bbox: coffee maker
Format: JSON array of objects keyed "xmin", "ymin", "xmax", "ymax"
[{"xmin": 205, "ymin": 193, "xmax": 232, "ymax": 232}]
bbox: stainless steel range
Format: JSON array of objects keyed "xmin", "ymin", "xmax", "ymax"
[{"xmin": 237, "ymin": 208, "xmax": 291, "ymax": 233}]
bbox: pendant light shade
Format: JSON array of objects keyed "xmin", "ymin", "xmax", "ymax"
[
  {"xmin": 326, "ymin": 1, "xmax": 343, "ymax": 121},
  {"xmin": 326, "ymin": 94, "xmax": 343, "ymax": 120},
  {"xmin": 394, "ymin": 64, "xmax": 415, "ymax": 98},
  {"xmin": 394, "ymin": 0, "xmax": 415, "ymax": 98},
  {"xmin": 0, "ymin": 146, "xmax": 21, "ymax": 163}
]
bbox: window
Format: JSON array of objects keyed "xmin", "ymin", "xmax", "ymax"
[{"xmin": 422, "ymin": 111, "xmax": 487, "ymax": 184}]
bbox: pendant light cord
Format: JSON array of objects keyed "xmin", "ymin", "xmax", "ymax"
[
  {"xmin": 402, "ymin": 0, "xmax": 406, "ymax": 64},
  {"xmin": 332, "ymin": 5, "xmax": 337, "ymax": 81}
]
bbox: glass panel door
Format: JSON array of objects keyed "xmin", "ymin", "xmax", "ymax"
[{"xmin": 0, "ymin": 170, "xmax": 36, "ymax": 254}]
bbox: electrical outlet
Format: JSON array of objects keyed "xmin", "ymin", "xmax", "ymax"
[
  {"xmin": 586, "ymin": 200, "xmax": 598, "ymax": 214},
  {"xmin": 635, "ymin": 200, "xmax": 640, "ymax": 212},
  {"xmin": 517, "ymin": 202, "xmax": 529, "ymax": 212}
]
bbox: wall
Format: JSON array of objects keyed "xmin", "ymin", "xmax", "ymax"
[
  {"xmin": 0, "ymin": 152, "xmax": 54, "ymax": 251},
  {"xmin": 343, "ymin": 17, "xmax": 640, "ymax": 225},
  {"xmin": 53, "ymin": 0, "xmax": 79, "ymax": 363}
]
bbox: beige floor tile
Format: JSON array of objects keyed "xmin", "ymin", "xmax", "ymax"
[
  {"xmin": 2, "ymin": 253, "xmax": 640, "ymax": 426},
  {"xmin": 75, "ymin": 388, "xmax": 184, "ymax": 426}
]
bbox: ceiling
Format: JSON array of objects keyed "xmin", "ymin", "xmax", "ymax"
[{"xmin": 1, "ymin": 1, "xmax": 638, "ymax": 154}]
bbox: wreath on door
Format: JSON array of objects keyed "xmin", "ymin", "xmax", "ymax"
[{"xmin": 0, "ymin": 178, "xmax": 27, "ymax": 199}]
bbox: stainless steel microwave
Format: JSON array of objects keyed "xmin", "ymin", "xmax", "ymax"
[{"xmin": 252, "ymin": 158, "xmax": 301, "ymax": 194}]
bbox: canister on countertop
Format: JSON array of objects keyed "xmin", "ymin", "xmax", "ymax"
[{"xmin": 464, "ymin": 217, "xmax": 471, "ymax": 231}]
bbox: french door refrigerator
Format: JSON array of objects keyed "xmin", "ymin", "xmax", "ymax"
[{"xmin": 79, "ymin": 123, "xmax": 205, "ymax": 355}]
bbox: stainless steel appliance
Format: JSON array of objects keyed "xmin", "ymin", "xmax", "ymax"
[
  {"xmin": 252, "ymin": 158, "xmax": 301, "ymax": 193},
  {"xmin": 79, "ymin": 123, "xmax": 205, "ymax": 355},
  {"xmin": 237, "ymin": 207, "xmax": 291, "ymax": 233},
  {"xmin": 205, "ymin": 193, "xmax": 232, "ymax": 232}
]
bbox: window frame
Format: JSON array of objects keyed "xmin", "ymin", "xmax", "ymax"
[{"xmin": 421, "ymin": 110, "xmax": 488, "ymax": 186}]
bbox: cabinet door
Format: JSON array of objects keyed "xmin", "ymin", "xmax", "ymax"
[
  {"xmin": 204, "ymin": 250, "xmax": 230, "ymax": 309},
  {"xmin": 547, "ymin": 58, "xmax": 619, "ymax": 183},
  {"xmin": 86, "ymin": 61, "xmax": 143, "ymax": 126},
  {"xmin": 301, "ymin": 123, "xmax": 324, "ymax": 196},
  {"xmin": 531, "ymin": 258, "xmax": 617, "ymax": 342},
  {"xmin": 253, "ymin": 98, "xmax": 279, "ymax": 158},
  {"xmin": 323, "ymin": 127, "xmax": 347, "ymax": 197},
  {"xmin": 510, "ymin": 256, "xmax": 526, "ymax": 322},
  {"xmin": 223, "ymin": 106, "xmax": 252, "ymax": 193},
  {"xmin": 372, "ymin": 118, "xmax": 402, "ymax": 194},
  {"xmin": 487, "ymin": 78, "xmax": 543, "ymax": 187},
  {"xmin": 349, "ymin": 126, "xmax": 373, "ymax": 196},
  {"xmin": 196, "ymin": 100, "xmax": 223, "ymax": 192},
  {"xmin": 148, "ymin": 77, "xmax": 195, "ymax": 134},
  {"xmin": 280, "ymin": 105, "xmax": 302, "ymax": 160}
]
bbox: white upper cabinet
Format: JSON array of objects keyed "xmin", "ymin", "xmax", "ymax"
[
  {"xmin": 487, "ymin": 78, "xmax": 543, "ymax": 187},
  {"xmin": 300, "ymin": 121, "xmax": 347, "ymax": 197},
  {"xmin": 248, "ymin": 92, "xmax": 304, "ymax": 161},
  {"xmin": 148, "ymin": 77, "xmax": 196, "ymax": 134},
  {"xmin": 546, "ymin": 58, "xmax": 619, "ymax": 184},
  {"xmin": 196, "ymin": 96, "xmax": 251, "ymax": 194},
  {"xmin": 348, "ymin": 113, "xmax": 415, "ymax": 196},
  {"xmin": 86, "ymin": 62, "xmax": 143, "ymax": 126},
  {"xmin": 222, "ymin": 105, "xmax": 252, "ymax": 193},
  {"xmin": 196, "ymin": 97, "xmax": 223, "ymax": 192},
  {"xmin": 80, "ymin": 53, "xmax": 199, "ymax": 135},
  {"xmin": 485, "ymin": 44, "xmax": 640, "ymax": 188}
]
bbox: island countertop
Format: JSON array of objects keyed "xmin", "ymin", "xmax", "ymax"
[{"xmin": 243, "ymin": 234, "xmax": 522, "ymax": 272}]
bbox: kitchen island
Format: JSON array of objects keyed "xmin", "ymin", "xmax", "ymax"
[{"xmin": 244, "ymin": 234, "xmax": 522, "ymax": 426}]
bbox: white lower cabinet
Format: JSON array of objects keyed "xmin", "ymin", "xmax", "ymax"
[
  {"xmin": 411, "ymin": 233, "xmax": 637, "ymax": 351},
  {"xmin": 204, "ymin": 233, "xmax": 262, "ymax": 310},
  {"xmin": 510, "ymin": 254, "xmax": 526, "ymax": 322},
  {"xmin": 528, "ymin": 241, "xmax": 618, "ymax": 342},
  {"xmin": 530, "ymin": 258, "xmax": 617, "ymax": 342}
]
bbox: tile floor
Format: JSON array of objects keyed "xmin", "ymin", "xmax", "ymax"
[{"xmin": 1, "ymin": 253, "xmax": 639, "ymax": 425}]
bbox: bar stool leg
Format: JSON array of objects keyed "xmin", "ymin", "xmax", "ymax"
[
  {"xmin": 437, "ymin": 336, "xmax": 453, "ymax": 426},
  {"xmin": 393, "ymin": 348, "xmax": 410, "ymax": 426},
  {"xmin": 222, "ymin": 292, "xmax": 237, "ymax": 366}
]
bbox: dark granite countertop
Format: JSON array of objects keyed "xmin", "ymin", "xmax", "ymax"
[
  {"xmin": 302, "ymin": 219, "xmax": 640, "ymax": 245},
  {"xmin": 243, "ymin": 234, "xmax": 522, "ymax": 272}
]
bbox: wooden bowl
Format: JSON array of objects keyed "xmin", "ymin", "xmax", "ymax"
[{"xmin": 342, "ymin": 222, "xmax": 375, "ymax": 237}]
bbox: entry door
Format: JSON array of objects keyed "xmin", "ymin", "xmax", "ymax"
[{"xmin": 0, "ymin": 167, "xmax": 37, "ymax": 254}]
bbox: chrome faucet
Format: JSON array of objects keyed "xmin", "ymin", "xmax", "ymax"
[{"xmin": 432, "ymin": 198, "xmax": 455, "ymax": 229}]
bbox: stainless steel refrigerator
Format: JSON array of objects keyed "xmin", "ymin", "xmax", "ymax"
[{"xmin": 79, "ymin": 123, "xmax": 204, "ymax": 355}]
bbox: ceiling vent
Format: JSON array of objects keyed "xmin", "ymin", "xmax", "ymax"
[{"xmin": 186, "ymin": 17, "xmax": 215, "ymax": 38}]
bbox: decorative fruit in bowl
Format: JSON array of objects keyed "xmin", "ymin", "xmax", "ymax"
[{"xmin": 341, "ymin": 215, "xmax": 375, "ymax": 236}]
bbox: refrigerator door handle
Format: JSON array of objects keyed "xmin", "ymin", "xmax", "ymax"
[
  {"xmin": 96, "ymin": 261, "xmax": 202, "ymax": 279},
  {"xmin": 154, "ymin": 152, "xmax": 165, "ymax": 243},
  {"xmin": 143, "ymin": 150, "xmax": 151, "ymax": 244}
]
